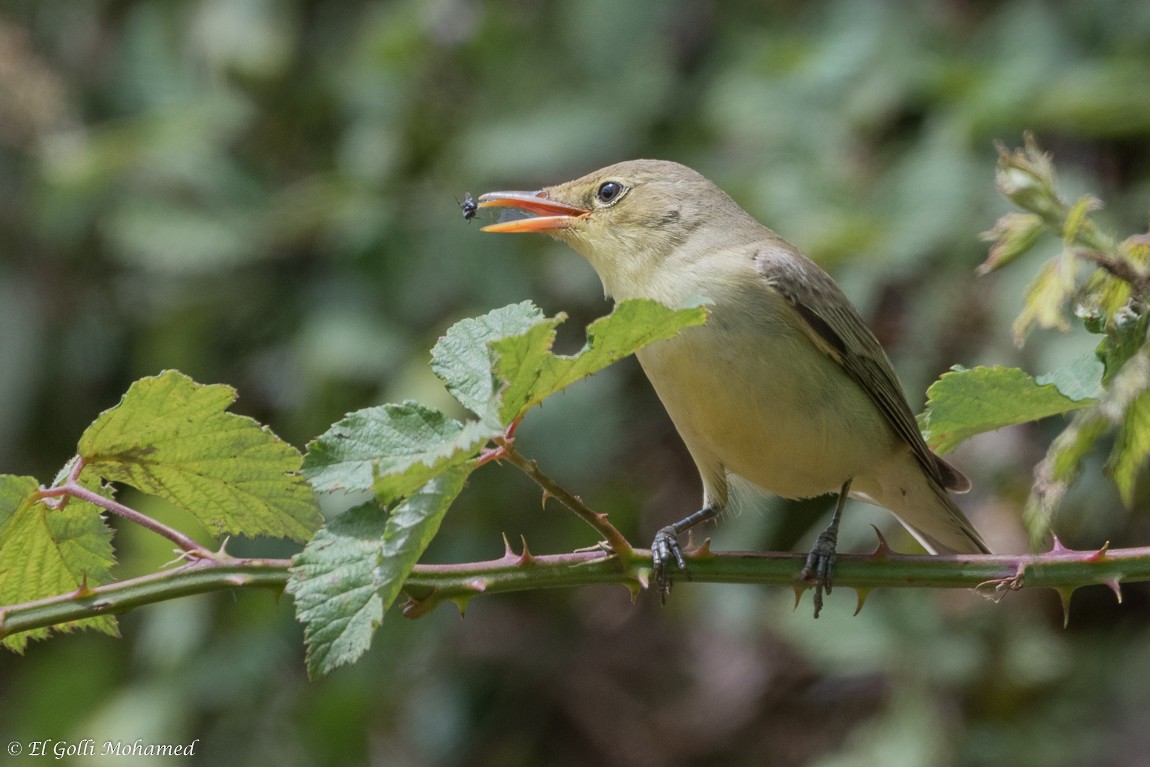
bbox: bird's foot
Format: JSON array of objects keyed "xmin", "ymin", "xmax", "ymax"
[
  {"xmin": 801, "ymin": 526, "xmax": 839, "ymax": 619},
  {"xmin": 651, "ymin": 526, "xmax": 688, "ymax": 603}
]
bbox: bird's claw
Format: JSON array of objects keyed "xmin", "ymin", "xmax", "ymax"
[
  {"xmin": 651, "ymin": 526, "xmax": 687, "ymax": 603},
  {"xmin": 801, "ymin": 527, "xmax": 839, "ymax": 619}
]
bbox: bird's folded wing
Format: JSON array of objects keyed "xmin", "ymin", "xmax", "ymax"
[{"xmin": 755, "ymin": 246, "xmax": 968, "ymax": 492}]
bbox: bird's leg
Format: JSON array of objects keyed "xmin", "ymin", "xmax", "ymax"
[
  {"xmin": 651, "ymin": 505, "xmax": 719, "ymax": 602},
  {"xmin": 801, "ymin": 479, "xmax": 851, "ymax": 619}
]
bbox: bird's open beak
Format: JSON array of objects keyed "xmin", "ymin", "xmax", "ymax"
[{"xmin": 477, "ymin": 191, "xmax": 589, "ymax": 233}]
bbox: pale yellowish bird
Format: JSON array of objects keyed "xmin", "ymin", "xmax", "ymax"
[{"xmin": 478, "ymin": 160, "xmax": 989, "ymax": 615}]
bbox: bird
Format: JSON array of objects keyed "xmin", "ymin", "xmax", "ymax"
[{"xmin": 476, "ymin": 159, "xmax": 990, "ymax": 615}]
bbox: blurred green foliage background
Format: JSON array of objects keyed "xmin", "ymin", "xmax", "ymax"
[{"xmin": 3, "ymin": 1, "xmax": 1150, "ymax": 765}]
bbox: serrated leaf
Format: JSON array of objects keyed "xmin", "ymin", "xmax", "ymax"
[
  {"xmin": 0, "ymin": 475, "xmax": 117, "ymax": 652},
  {"xmin": 1110, "ymin": 391, "xmax": 1150, "ymax": 507},
  {"xmin": 375, "ymin": 464, "xmax": 469, "ymax": 618},
  {"xmin": 430, "ymin": 301, "xmax": 549, "ymax": 419},
  {"xmin": 492, "ymin": 298, "xmax": 710, "ymax": 425},
  {"xmin": 303, "ymin": 401, "xmax": 492, "ymax": 505},
  {"xmin": 286, "ymin": 502, "xmax": 387, "ymax": 678},
  {"xmin": 288, "ymin": 465, "xmax": 468, "ymax": 678},
  {"xmin": 1012, "ymin": 253, "xmax": 1078, "ymax": 344},
  {"xmin": 1034, "ymin": 354, "xmax": 1105, "ymax": 401},
  {"xmin": 78, "ymin": 370, "xmax": 321, "ymax": 542},
  {"xmin": 921, "ymin": 365, "xmax": 1096, "ymax": 455}
]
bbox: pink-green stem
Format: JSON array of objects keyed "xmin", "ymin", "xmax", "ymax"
[{"xmin": 38, "ymin": 481, "xmax": 207, "ymax": 556}]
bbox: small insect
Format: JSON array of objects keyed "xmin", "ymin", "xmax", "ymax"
[{"xmin": 460, "ymin": 192, "xmax": 478, "ymax": 222}]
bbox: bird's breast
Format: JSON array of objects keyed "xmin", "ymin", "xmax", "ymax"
[{"xmin": 634, "ymin": 292, "xmax": 897, "ymax": 500}]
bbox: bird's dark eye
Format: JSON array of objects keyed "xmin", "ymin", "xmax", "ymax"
[{"xmin": 596, "ymin": 181, "xmax": 624, "ymax": 205}]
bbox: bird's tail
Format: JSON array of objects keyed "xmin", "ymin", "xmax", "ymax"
[{"xmin": 854, "ymin": 455, "xmax": 990, "ymax": 555}]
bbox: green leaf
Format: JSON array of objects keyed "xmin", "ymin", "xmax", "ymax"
[
  {"xmin": 1110, "ymin": 391, "xmax": 1150, "ymax": 507},
  {"xmin": 430, "ymin": 301, "xmax": 549, "ymax": 419},
  {"xmin": 1034, "ymin": 354, "xmax": 1105, "ymax": 401},
  {"xmin": 492, "ymin": 298, "xmax": 710, "ymax": 425},
  {"xmin": 303, "ymin": 401, "xmax": 493, "ymax": 505},
  {"xmin": 286, "ymin": 503, "xmax": 387, "ymax": 679},
  {"xmin": 288, "ymin": 465, "xmax": 468, "ymax": 678},
  {"xmin": 921, "ymin": 365, "xmax": 1097, "ymax": 455},
  {"xmin": 0, "ymin": 475, "xmax": 117, "ymax": 652},
  {"xmin": 375, "ymin": 464, "xmax": 469, "ymax": 619},
  {"xmin": 78, "ymin": 371, "xmax": 321, "ymax": 542}
]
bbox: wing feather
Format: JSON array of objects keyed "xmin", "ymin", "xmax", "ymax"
[{"xmin": 753, "ymin": 245, "xmax": 967, "ymax": 493}]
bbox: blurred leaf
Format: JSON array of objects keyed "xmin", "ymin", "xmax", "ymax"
[
  {"xmin": 1110, "ymin": 391, "xmax": 1150, "ymax": 507},
  {"xmin": 922, "ymin": 365, "xmax": 1097, "ymax": 455},
  {"xmin": 1119, "ymin": 232, "xmax": 1150, "ymax": 267},
  {"xmin": 1025, "ymin": 409, "xmax": 1110, "ymax": 544},
  {"xmin": 979, "ymin": 212, "xmax": 1046, "ymax": 274},
  {"xmin": 1062, "ymin": 194, "xmax": 1103, "ymax": 243},
  {"xmin": 1079, "ymin": 270, "xmax": 1133, "ymax": 332},
  {"xmin": 1095, "ymin": 309, "xmax": 1149, "ymax": 385},
  {"xmin": 288, "ymin": 466, "xmax": 468, "ymax": 678},
  {"xmin": 79, "ymin": 371, "xmax": 321, "ymax": 542},
  {"xmin": 303, "ymin": 402, "xmax": 492, "ymax": 505},
  {"xmin": 106, "ymin": 200, "xmax": 254, "ymax": 273},
  {"xmin": 0, "ymin": 475, "xmax": 116, "ymax": 652},
  {"xmin": 492, "ymin": 298, "xmax": 710, "ymax": 425},
  {"xmin": 1012, "ymin": 252, "xmax": 1078, "ymax": 344},
  {"xmin": 993, "ymin": 134, "xmax": 1064, "ymax": 224}
]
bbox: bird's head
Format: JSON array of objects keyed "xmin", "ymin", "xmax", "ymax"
[{"xmin": 478, "ymin": 160, "xmax": 757, "ymax": 300}]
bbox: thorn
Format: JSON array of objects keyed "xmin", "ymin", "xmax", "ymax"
[
  {"xmin": 540, "ymin": 489, "xmax": 552, "ymax": 509},
  {"xmin": 853, "ymin": 588, "xmax": 871, "ymax": 616},
  {"xmin": 693, "ymin": 538, "xmax": 714, "ymax": 558},
  {"xmin": 1050, "ymin": 534, "xmax": 1072, "ymax": 554},
  {"xmin": 498, "ymin": 533, "xmax": 534, "ymax": 565},
  {"xmin": 476, "ymin": 446, "xmax": 506, "ymax": 466},
  {"xmin": 635, "ymin": 567, "xmax": 650, "ymax": 591},
  {"xmin": 515, "ymin": 535, "xmax": 535, "ymax": 566},
  {"xmin": 1102, "ymin": 577, "xmax": 1124, "ymax": 604},
  {"xmin": 1054, "ymin": 587, "xmax": 1074, "ymax": 627},
  {"xmin": 622, "ymin": 579, "xmax": 642, "ymax": 603},
  {"xmin": 1086, "ymin": 542, "xmax": 1112, "ymax": 562},
  {"xmin": 466, "ymin": 578, "xmax": 487, "ymax": 593},
  {"xmin": 163, "ymin": 549, "xmax": 200, "ymax": 568},
  {"xmin": 71, "ymin": 571, "xmax": 96, "ymax": 600},
  {"xmin": 867, "ymin": 525, "xmax": 893, "ymax": 560},
  {"xmin": 792, "ymin": 585, "xmax": 805, "ymax": 612},
  {"xmin": 505, "ymin": 416, "xmax": 522, "ymax": 440},
  {"xmin": 573, "ymin": 540, "xmax": 612, "ymax": 555},
  {"xmin": 451, "ymin": 595, "xmax": 473, "ymax": 618}
]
